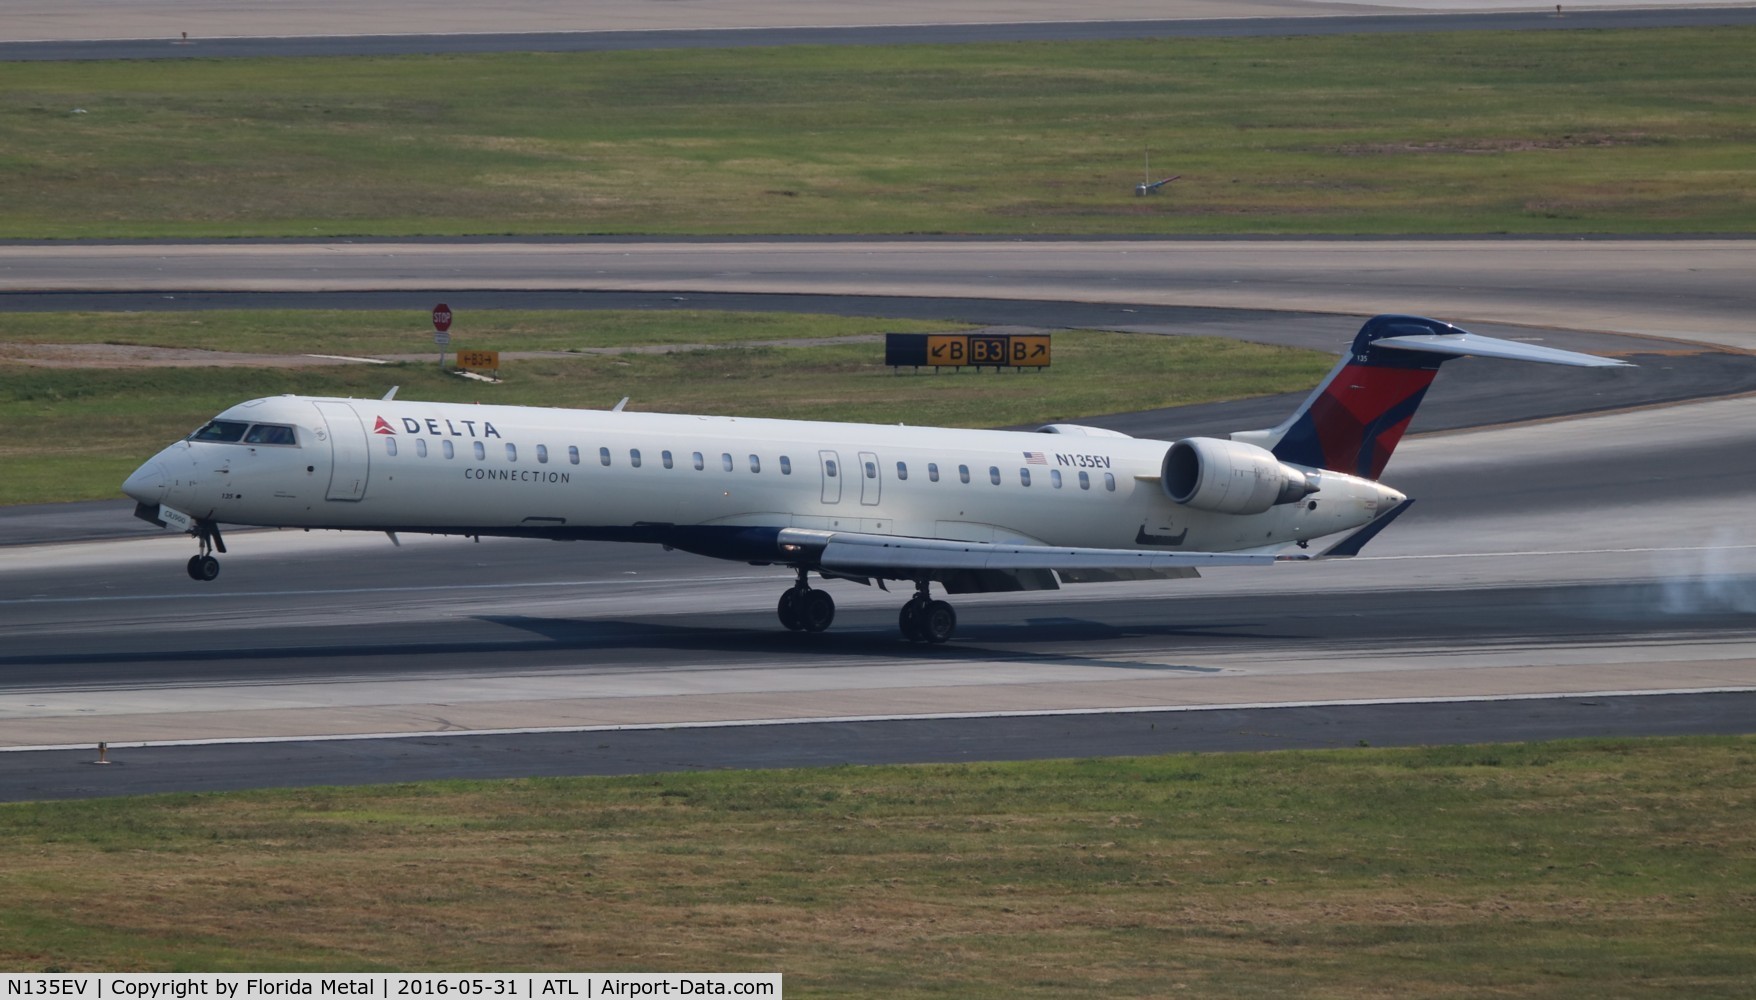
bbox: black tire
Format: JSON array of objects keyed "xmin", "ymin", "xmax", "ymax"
[
  {"xmin": 800, "ymin": 589, "xmax": 836, "ymax": 633},
  {"xmin": 186, "ymin": 555, "xmax": 205, "ymax": 581},
  {"xmin": 194, "ymin": 554, "xmax": 220, "ymax": 582},
  {"xmin": 777, "ymin": 588, "xmax": 804, "ymax": 631},
  {"xmin": 898, "ymin": 599, "xmax": 928, "ymax": 642},
  {"xmin": 922, "ymin": 600, "xmax": 956, "ymax": 644}
]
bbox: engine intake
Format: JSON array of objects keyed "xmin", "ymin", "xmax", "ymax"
[{"xmin": 1163, "ymin": 437, "xmax": 1319, "ymax": 515}]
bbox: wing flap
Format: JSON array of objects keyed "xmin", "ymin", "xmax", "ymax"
[{"xmin": 777, "ymin": 528, "xmax": 1278, "ymax": 578}]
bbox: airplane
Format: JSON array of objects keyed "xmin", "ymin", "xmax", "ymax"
[{"xmin": 121, "ymin": 315, "xmax": 1627, "ymax": 644}]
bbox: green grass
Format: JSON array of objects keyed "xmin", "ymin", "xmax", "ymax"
[
  {"xmin": 0, "ymin": 309, "xmax": 1331, "ymax": 505},
  {"xmin": 1, "ymin": 27, "xmax": 1753, "ymax": 237},
  {"xmin": 3, "ymin": 737, "xmax": 1755, "ymax": 995}
]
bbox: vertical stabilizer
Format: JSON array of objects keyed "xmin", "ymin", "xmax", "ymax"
[{"xmin": 1232, "ymin": 315, "xmax": 1628, "ymax": 479}]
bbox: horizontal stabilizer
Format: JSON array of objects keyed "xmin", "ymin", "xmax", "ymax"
[
  {"xmin": 1317, "ymin": 498, "xmax": 1415, "ymax": 558},
  {"xmin": 1373, "ymin": 332, "xmax": 1632, "ymax": 368}
]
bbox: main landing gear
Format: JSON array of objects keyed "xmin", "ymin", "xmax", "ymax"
[
  {"xmin": 777, "ymin": 567, "xmax": 836, "ymax": 633},
  {"xmin": 773, "ymin": 571, "xmax": 957, "ymax": 644},
  {"xmin": 898, "ymin": 582, "xmax": 956, "ymax": 645},
  {"xmin": 185, "ymin": 519, "xmax": 226, "ymax": 582}
]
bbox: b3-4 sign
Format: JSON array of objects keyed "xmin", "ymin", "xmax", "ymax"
[{"xmin": 455, "ymin": 350, "xmax": 500, "ymax": 370}]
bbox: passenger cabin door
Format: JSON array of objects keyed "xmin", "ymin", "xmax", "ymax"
[
  {"xmin": 858, "ymin": 451, "xmax": 881, "ymax": 506},
  {"xmin": 818, "ymin": 450, "xmax": 842, "ymax": 504},
  {"xmin": 312, "ymin": 401, "xmax": 370, "ymax": 501}
]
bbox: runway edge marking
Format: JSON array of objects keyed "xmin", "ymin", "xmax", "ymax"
[{"xmin": 6, "ymin": 687, "xmax": 1754, "ymax": 754}]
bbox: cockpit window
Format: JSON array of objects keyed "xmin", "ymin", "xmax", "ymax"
[
  {"xmin": 243, "ymin": 423, "xmax": 297, "ymax": 446},
  {"xmin": 190, "ymin": 420, "xmax": 249, "ymax": 443}
]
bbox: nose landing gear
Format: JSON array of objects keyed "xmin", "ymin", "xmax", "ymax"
[
  {"xmin": 184, "ymin": 519, "xmax": 226, "ymax": 582},
  {"xmin": 186, "ymin": 554, "xmax": 219, "ymax": 581}
]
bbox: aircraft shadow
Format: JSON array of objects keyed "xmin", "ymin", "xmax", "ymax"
[{"xmin": 2, "ymin": 612, "xmax": 1281, "ymax": 676}]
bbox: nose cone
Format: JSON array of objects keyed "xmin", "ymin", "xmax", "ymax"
[{"xmin": 122, "ymin": 460, "xmax": 167, "ymax": 506}]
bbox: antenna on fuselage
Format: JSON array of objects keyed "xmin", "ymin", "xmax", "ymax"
[
  {"xmin": 382, "ymin": 386, "xmax": 399, "ymax": 401},
  {"xmin": 612, "ymin": 397, "xmax": 629, "ymax": 412}
]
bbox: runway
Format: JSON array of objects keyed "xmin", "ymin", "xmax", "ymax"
[
  {"xmin": 4, "ymin": 242, "xmax": 1755, "ymax": 798},
  {"xmin": 7, "ymin": 4, "xmax": 1756, "ymax": 61},
  {"xmin": 8, "ymin": 695, "xmax": 1756, "ymax": 802},
  {"xmin": 3, "ymin": 377, "xmax": 1753, "ymax": 797},
  {"xmin": 5, "ymin": 239, "xmax": 1753, "ymax": 348},
  {"xmin": 4, "ymin": 237, "xmax": 1755, "ymax": 799}
]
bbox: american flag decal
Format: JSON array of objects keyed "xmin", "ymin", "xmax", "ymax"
[{"xmin": 1023, "ymin": 451, "xmax": 1047, "ymax": 465}]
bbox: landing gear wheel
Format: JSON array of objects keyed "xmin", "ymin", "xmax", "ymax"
[
  {"xmin": 777, "ymin": 588, "xmax": 804, "ymax": 631},
  {"xmin": 187, "ymin": 554, "xmax": 220, "ymax": 581},
  {"xmin": 184, "ymin": 518, "xmax": 225, "ymax": 582},
  {"xmin": 800, "ymin": 588, "xmax": 836, "ymax": 633},
  {"xmin": 921, "ymin": 600, "xmax": 956, "ymax": 644},
  {"xmin": 899, "ymin": 597, "xmax": 929, "ymax": 643}
]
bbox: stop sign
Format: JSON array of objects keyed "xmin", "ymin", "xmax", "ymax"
[{"xmin": 432, "ymin": 303, "xmax": 452, "ymax": 332}]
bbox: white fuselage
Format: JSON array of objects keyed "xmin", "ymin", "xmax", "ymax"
[{"xmin": 126, "ymin": 395, "xmax": 1399, "ymax": 560}]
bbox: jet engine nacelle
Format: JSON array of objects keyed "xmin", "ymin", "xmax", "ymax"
[{"xmin": 1162, "ymin": 437, "xmax": 1319, "ymax": 515}]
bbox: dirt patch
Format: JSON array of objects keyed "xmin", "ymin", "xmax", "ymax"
[
  {"xmin": 1336, "ymin": 134, "xmax": 1654, "ymax": 156},
  {"xmin": 0, "ymin": 342, "xmax": 369, "ymax": 368}
]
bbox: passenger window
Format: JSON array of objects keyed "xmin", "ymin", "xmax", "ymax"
[
  {"xmin": 928, "ymin": 463, "xmax": 939, "ymax": 483},
  {"xmin": 1079, "ymin": 471, "xmax": 1090, "ymax": 490},
  {"xmin": 385, "ymin": 438, "xmax": 398, "ymax": 457},
  {"xmin": 631, "ymin": 449, "xmax": 642, "ymax": 468},
  {"xmin": 749, "ymin": 454, "xmax": 760, "ymax": 473},
  {"xmin": 190, "ymin": 420, "xmax": 249, "ymax": 443},
  {"xmin": 443, "ymin": 440, "xmax": 455, "ymax": 460},
  {"xmin": 896, "ymin": 461, "xmax": 908, "ymax": 481},
  {"xmin": 537, "ymin": 444, "xmax": 549, "ymax": 464},
  {"xmin": 506, "ymin": 443, "xmax": 517, "ymax": 462},
  {"xmin": 600, "ymin": 447, "xmax": 612, "ymax": 467},
  {"xmin": 959, "ymin": 464, "xmax": 970, "ymax": 484},
  {"xmin": 722, "ymin": 453, "xmax": 734, "ymax": 472},
  {"xmin": 989, "ymin": 466, "xmax": 1001, "ymax": 486},
  {"xmin": 1020, "ymin": 468, "xmax": 1031, "ymax": 487},
  {"xmin": 1105, "ymin": 472, "xmax": 1117, "ymax": 492},
  {"xmin": 865, "ymin": 461, "xmax": 877, "ymax": 480},
  {"xmin": 416, "ymin": 439, "xmax": 428, "ymax": 458},
  {"xmin": 568, "ymin": 446, "xmax": 580, "ymax": 465},
  {"xmin": 826, "ymin": 460, "xmax": 838, "ymax": 478},
  {"xmin": 473, "ymin": 441, "xmax": 486, "ymax": 461},
  {"xmin": 1050, "ymin": 469, "xmax": 1062, "ymax": 489},
  {"xmin": 693, "ymin": 452, "xmax": 705, "ymax": 471},
  {"xmin": 780, "ymin": 455, "xmax": 792, "ymax": 475},
  {"xmin": 244, "ymin": 424, "xmax": 296, "ymax": 445},
  {"xmin": 663, "ymin": 450, "xmax": 674, "ymax": 469}
]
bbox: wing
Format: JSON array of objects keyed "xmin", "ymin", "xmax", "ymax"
[{"xmin": 777, "ymin": 527, "xmax": 1285, "ymax": 594}]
